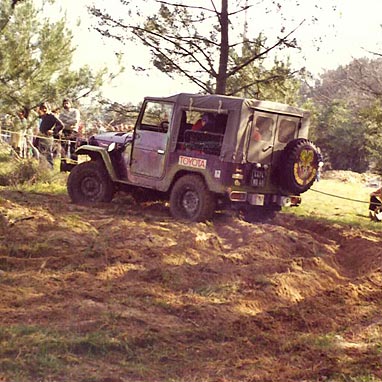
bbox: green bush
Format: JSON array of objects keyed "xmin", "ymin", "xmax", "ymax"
[
  {"xmin": 0, "ymin": 158, "xmax": 52, "ymax": 186},
  {"xmin": 0, "ymin": 142, "xmax": 56, "ymax": 186}
]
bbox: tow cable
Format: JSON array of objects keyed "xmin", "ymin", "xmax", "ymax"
[{"xmin": 309, "ymin": 188, "xmax": 372, "ymax": 205}]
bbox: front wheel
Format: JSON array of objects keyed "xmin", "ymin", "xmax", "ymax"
[
  {"xmin": 67, "ymin": 161, "xmax": 114, "ymax": 203},
  {"xmin": 169, "ymin": 175, "xmax": 216, "ymax": 222}
]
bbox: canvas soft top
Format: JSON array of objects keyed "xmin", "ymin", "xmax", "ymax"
[
  {"xmin": 144, "ymin": 93, "xmax": 309, "ymax": 163},
  {"xmin": 145, "ymin": 93, "xmax": 306, "ymax": 117}
]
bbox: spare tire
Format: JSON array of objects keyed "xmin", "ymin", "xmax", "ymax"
[{"xmin": 276, "ymin": 138, "xmax": 319, "ymax": 194}]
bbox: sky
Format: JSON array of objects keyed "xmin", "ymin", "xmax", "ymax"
[{"xmin": 45, "ymin": 0, "xmax": 382, "ymax": 105}]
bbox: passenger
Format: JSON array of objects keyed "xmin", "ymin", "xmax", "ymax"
[
  {"xmin": 253, "ymin": 116, "xmax": 273, "ymax": 142},
  {"xmin": 192, "ymin": 113, "xmax": 215, "ymax": 132},
  {"xmin": 252, "ymin": 127, "xmax": 262, "ymax": 142}
]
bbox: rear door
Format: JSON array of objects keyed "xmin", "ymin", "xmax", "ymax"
[
  {"xmin": 130, "ymin": 101, "xmax": 174, "ymax": 178},
  {"xmin": 272, "ymin": 114, "xmax": 301, "ymax": 164},
  {"xmin": 247, "ymin": 111, "xmax": 301, "ymax": 164},
  {"xmin": 247, "ymin": 111, "xmax": 277, "ymax": 164}
]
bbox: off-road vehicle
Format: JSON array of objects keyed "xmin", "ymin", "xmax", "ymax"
[{"xmin": 67, "ymin": 93, "xmax": 319, "ymax": 221}]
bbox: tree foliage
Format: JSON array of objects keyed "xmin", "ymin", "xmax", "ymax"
[
  {"xmin": 307, "ymin": 57, "xmax": 382, "ymax": 173},
  {"xmin": 227, "ymin": 39, "xmax": 302, "ymax": 103},
  {"xmin": 0, "ymin": 0, "xmax": 106, "ymax": 116},
  {"xmin": 0, "ymin": 0, "xmax": 24, "ymax": 33},
  {"xmin": 83, "ymin": 97, "xmax": 140, "ymax": 131},
  {"xmin": 90, "ymin": 0, "xmax": 333, "ymax": 97}
]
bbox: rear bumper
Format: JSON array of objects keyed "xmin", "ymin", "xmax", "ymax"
[{"xmin": 228, "ymin": 191, "xmax": 301, "ymax": 207}]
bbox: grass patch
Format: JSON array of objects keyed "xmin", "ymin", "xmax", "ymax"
[
  {"xmin": 0, "ymin": 325, "xmax": 65, "ymax": 378},
  {"xmin": 0, "ymin": 323, "xmax": 182, "ymax": 381},
  {"xmin": 0, "ymin": 142, "xmax": 67, "ymax": 194},
  {"xmin": 284, "ymin": 178, "xmax": 382, "ymax": 229},
  {"xmin": 0, "ymin": 324, "xmax": 138, "ymax": 380},
  {"xmin": 193, "ymin": 281, "xmax": 240, "ymax": 298},
  {"xmin": 331, "ymin": 372, "xmax": 382, "ymax": 382}
]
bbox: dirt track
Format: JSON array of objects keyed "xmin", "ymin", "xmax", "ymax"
[{"xmin": 1, "ymin": 189, "xmax": 381, "ymax": 382}]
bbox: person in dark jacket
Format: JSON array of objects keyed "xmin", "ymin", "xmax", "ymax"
[{"xmin": 36, "ymin": 102, "xmax": 64, "ymax": 167}]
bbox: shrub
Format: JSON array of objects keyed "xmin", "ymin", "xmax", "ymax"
[{"xmin": 0, "ymin": 143, "xmax": 53, "ymax": 186}]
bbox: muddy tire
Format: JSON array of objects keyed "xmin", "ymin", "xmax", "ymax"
[
  {"xmin": 169, "ymin": 175, "xmax": 216, "ymax": 222},
  {"xmin": 277, "ymin": 138, "xmax": 319, "ymax": 194},
  {"xmin": 67, "ymin": 161, "xmax": 114, "ymax": 203}
]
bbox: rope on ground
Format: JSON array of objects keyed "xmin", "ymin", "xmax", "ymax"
[{"xmin": 310, "ymin": 187, "xmax": 371, "ymax": 205}]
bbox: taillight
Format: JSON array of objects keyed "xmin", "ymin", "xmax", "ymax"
[{"xmin": 229, "ymin": 191, "xmax": 247, "ymax": 202}]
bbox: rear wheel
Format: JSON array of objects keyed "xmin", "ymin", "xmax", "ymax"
[
  {"xmin": 67, "ymin": 161, "xmax": 114, "ymax": 203},
  {"xmin": 170, "ymin": 175, "xmax": 216, "ymax": 222}
]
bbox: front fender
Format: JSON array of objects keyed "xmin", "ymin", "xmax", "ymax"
[{"xmin": 76, "ymin": 145, "xmax": 118, "ymax": 181}]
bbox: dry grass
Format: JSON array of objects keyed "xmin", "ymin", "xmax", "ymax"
[{"xmin": 0, "ymin": 153, "xmax": 382, "ymax": 381}]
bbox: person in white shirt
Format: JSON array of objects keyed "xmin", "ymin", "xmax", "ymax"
[{"xmin": 59, "ymin": 98, "xmax": 81, "ymax": 161}]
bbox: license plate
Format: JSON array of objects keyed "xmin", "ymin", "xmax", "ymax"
[{"xmin": 248, "ymin": 193, "xmax": 264, "ymax": 206}]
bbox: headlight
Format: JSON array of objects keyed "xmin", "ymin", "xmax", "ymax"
[{"xmin": 108, "ymin": 142, "xmax": 116, "ymax": 152}]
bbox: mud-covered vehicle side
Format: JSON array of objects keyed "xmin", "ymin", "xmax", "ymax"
[{"xmin": 67, "ymin": 93, "xmax": 319, "ymax": 221}]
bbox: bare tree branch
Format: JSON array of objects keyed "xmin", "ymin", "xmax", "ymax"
[
  {"xmin": 132, "ymin": 31, "xmax": 213, "ymax": 93},
  {"xmin": 92, "ymin": 11, "xmax": 218, "ymax": 78},
  {"xmin": 156, "ymin": 0, "xmax": 215, "ymax": 13},
  {"xmin": 228, "ymin": 19, "xmax": 305, "ymax": 77},
  {"xmin": 91, "ymin": 2, "xmax": 310, "ymax": 95},
  {"xmin": 226, "ymin": 70, "xmax": 300, "ymax": 96},
  {"xmin": 348, "ymin": 60, "xmax": 382, "ymax": 98},
  {"xmin": 157, "ymin": 0, "xmax": 258, "ymax": 27}
]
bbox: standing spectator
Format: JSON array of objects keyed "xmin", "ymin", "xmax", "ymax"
[
  {"xmin": 316, "ymin": 148, "xmax": 324, "ymax": 182},
  {"xmin": 51, "ymin": 107, "xmax": 62, "ymax": 158},
  {"xmin": 59, "ymin": 98, "xmax": 80, "ymax": 161},
  {"xmin": 14, "ymin": 107, "xmax": 40, "ymax": 159},
  {"xmin": 36, "ymin": 102, "xmax": 64, "ymax": 168},
  {"xmin": 10, "ymin": 108, "xmax": 30, "ymax": 157},
  {"xmin": 11, "ymin": 109, "xmax": 28, "ymax": 157},
  {"xmin": 25, "ymin": 117, "xmax": 40, "ymax": 160}
]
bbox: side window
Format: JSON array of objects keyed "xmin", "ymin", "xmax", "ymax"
[
  {"xmin": 139, "ymin": 102, "xmax": 173, "ymax": 133},
  {"xmin": 278, "ymin": 118, "xmax": 298, "ymax": 143},
  {"xmin": 178, "ymin": 109, "xmax": 228, "ymax": 143},
  {"xmin": 251, "ymin": 116, "xmax": 274, "ymax": 143},
  {"xmin": 177, "ymin": 109, "xmax": 228, "ymax": 156},
  {"xmin": 184, "ymin": 110, "xmax": 227, "ymax": 134}
]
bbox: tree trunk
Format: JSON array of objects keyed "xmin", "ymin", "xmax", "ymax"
[{"xmin": 215, "ymin": 0, "xmax": 229, "ymax": 95}]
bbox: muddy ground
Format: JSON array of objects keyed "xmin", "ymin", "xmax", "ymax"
[{"xmin": 0, "ymin": 185, "xmax": 381, "ymax": 382}]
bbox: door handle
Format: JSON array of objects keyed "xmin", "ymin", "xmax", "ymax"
[
  {"xmin": 262, "ymin": 145, "xmax": 273, "ymax": 152},
  {"xmin": 157, "ymin": 149, "xmax": 165, "ymax": 155}
]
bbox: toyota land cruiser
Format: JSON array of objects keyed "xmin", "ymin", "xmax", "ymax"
[{"xmin": 66, "ymin": 93, "xmax": 319, "ymax": 221}]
